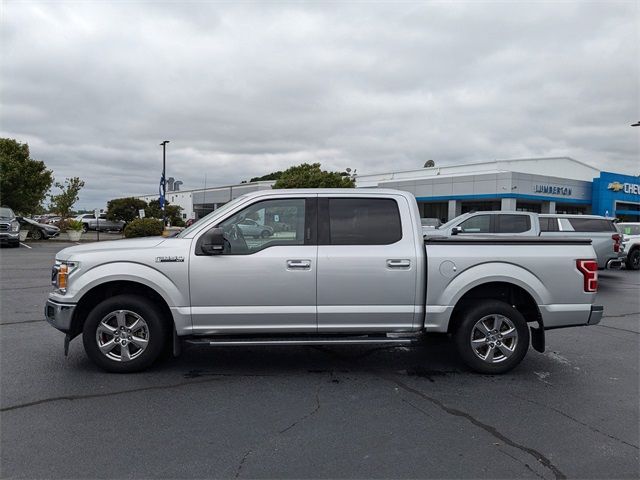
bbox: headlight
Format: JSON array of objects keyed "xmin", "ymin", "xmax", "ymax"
[
  {"xmin": 11, "ymin": 221, "xmax": 19, "ymax": 232},
  {"xmin": 52, "ymin": 260, "xmax": 80, "ymax": 292}
]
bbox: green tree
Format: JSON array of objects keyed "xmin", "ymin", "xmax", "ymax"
[
  {"xmin": 106, "ymin": 197, "xmax": 148, "ymax": 223},
  {"xmin": 0, "ymin": 138, "xmax": 54, "ymax": 214},
  {"xmin": 273, "ymin": 163, "xmax": 355, "ymax": 189},
  {"xmin": 249, "ymin": 171, "xmax": 284, "ymax": 182},
  {"xmin": 145, "ymin": 199, "xmax": 184, "ymax": 226},
  {"xmin": 49, "ymin": 177, "xmax": 85, "ymax": 218}
]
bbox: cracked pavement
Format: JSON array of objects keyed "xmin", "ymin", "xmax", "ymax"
[{"xmin": 1, "ymin": 242, "xmax": 638, "ymax": 478}]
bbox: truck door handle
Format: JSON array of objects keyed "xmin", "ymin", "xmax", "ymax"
[
  {"xmin": 386, "ymin": 259, "xmax": 411, "ymax": 268},
  {"xmin": 287, "ymin": 259, "xmax": 311, "ymax": 269}
]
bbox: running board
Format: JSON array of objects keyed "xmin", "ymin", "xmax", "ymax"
[{"xmin": 184, "ymin": 336, "xmax": 418, "ymax": 347}]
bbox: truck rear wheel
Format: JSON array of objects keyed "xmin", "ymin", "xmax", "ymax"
[
  {"xmin": 626, "ymin": 249, "xmax": 640, "ymax": 270},
  {"xmin": 82, "ymin": 295, "xmax": 168, "ymax": 373},
  {"xmin": 454, "ymin": 300, "xmax": 530, "ymax": 374}
]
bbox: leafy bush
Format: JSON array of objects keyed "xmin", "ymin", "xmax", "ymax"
[
  {"xmin": 124, "ymin": 218, "xmax": 164, "ymax": 238},
  {"xmin": 66, "ymin": 219, "xmax": 84, "ymax": 231}
]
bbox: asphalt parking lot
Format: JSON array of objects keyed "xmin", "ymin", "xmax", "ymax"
[{"xmin": 1, "ymin": 242, "xmax": 638, "ymax": 479}]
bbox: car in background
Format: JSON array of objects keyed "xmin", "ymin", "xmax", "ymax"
[
  {"xmin": 539, "ymin": 214, "xmax": 622, "ymax": 269},
  {"xmin": 423, "ymin": 211, "xmax": 539, "ymax": 237},
  {"xmin": 75, "ymin": 213, "xmax": 125, "ymax": 233},
  {"xmin": 421, "ymin": 217, "xmax": 442, "ymax": 234},
  {"xmin": 616, "ymin": 222, "xmax": 640, "ymax": 270},
  {"xmin": 18, "ymin": 217, "xmax": 60, "ymax": 240},
  {"xmin": 44, "ymin": 216, "xmax": 62, "ymax": 225},
  {"xmin": 0, "ymin": 206, "xmax": 20, "ymax": 247},
  {"xmin": 237, "ymin": 218, "xmax": 273, "ymax": 238}
]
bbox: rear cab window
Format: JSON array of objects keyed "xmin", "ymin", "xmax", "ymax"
[
  {"xmin": 495, "ymin": 215, "xmax": 531, "ymax": 233},
  {"xmin": 567, "ymin": 218, "xmax": 616, "ymax": 232},
  {"xmin": 325, "ymin": 198, "xmax": 402, "ymax": 245}
]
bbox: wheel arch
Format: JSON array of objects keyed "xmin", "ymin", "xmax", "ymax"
[
  {"xmin": 68, "ymin": 280, "xmax": 175, "ymax": 339},
  {"xmin": 447, "ymin": 281, "xmax": 545, "ymax": 352}
]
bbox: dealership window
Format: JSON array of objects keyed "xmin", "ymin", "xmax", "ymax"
[
  {"xmin": 516, "ymin": 202, "xmax": 541, "ymax": 213},
  {"xmin": 421, "ymin": 202, "xmax": 448, "ymax": 223},
  {"xmin": 555, "ymin": 205, "xmax": 588, "ymax": 215},
  {"xmin": 461, "ymin": 201, "xmax": 500, "ymax": 214},
  {"xmin": 328, "ymin": 198, "xmax": 402, "ymax": 245}
]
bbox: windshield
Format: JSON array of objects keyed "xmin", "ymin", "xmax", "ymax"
[
  {"xmin": 421, "ymin": 218, "xmax": 440, "ymax": 227},
  {"xmin": 438, "ymin": 213, "xmax": 469, "ymax": 230},
  {"xmin": 176, "ymin": 194, "xmax": 250, "ymax": 238},
  {"xmin": 618, "ymin": 223, "xmax": 640, "ymax": 236},
  {"xmin": 0, "ymin": 207, "xmax": 15, "ymax": 219}
]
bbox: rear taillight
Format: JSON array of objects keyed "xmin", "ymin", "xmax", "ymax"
[
  {"xmin": 612, "ymin": 234, "xmax": 621, "ymax": 253},
  {"xmin": 577, "ymin": 259, "xmax": 598, "ymax": 292}
]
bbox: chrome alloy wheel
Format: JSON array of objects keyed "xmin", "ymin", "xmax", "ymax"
[
  {"xmin": 470, "ymin": 314, "xmax": 518, "ymax": 364},
  {"xmin": 95, "ymin": 310, "xmax": 150, "ymax": 362}
]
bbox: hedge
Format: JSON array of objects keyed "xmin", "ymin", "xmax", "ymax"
[{"xmin": 124, "ymin": 218, "xmax": 164, "ymax": 238}]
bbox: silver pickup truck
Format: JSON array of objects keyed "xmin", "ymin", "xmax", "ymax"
[{"xmin": 45, "ymin": 189, "xmax": 603, "ymax": 374}]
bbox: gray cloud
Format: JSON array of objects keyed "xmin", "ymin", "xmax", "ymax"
[{"xmin": 1, "ymin": 0, "xmax": 638, "ymax": 209}]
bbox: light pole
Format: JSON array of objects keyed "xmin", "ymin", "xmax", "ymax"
[{"xmin": 160, "ymin": 140, "xmax": 170, "ymax": 226}]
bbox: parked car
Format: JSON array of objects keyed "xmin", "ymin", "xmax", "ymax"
[
  {"xmin": 75, "ymin": 213, "xmax": 125, "ymax": 233},
  {"xmin": 421, "ymin": 217, "xmax": 442, "ymax": 234},
  {"xmin": 0, "ymin": 206, "xmax": 20, "ymax": 247},
  {"xmin": 44, "ymin": 216, "xmax": 62, "ymax": 225},
  {"xmin": 45, "ymin": 189, "xmax": 602, "ymax": 374},
  {"xmin": 539, "ymin": 214, "xmax": 622, "ymax": 269},
  {"xmin": 617, "ymin": 222, "xmax": 640, "ymax": 270},
  {"xmin": 18, "ymin": 217, "xmax": 60, "ymax": 240},
  {"xmin": 423, "ymin": 211, "xmax": 539, "ymax": 237},
  {"xmin": 424, "ymin": 211, "xmax": 621, "ymax": 269},
  {"xmin": 236, "ymin": 218, "xmax": 273, "ymax": 238}
]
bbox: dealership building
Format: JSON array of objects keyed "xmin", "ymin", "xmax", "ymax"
[{"xmin": 138, "ymin": 157, "xmax": 640, "ymax": 223}]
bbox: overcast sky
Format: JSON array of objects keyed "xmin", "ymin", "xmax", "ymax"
[{"xmin": 1, "ymin": 1, "xmax": 638, "ymax": 209}]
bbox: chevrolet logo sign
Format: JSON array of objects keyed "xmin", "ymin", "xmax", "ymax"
[{"xmin": 608, "ymin": 182, "xmax": 624, "ymax": 192}]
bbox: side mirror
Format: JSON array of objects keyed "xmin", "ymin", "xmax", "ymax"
[
  {"xmin": 451, "ymin": 226, "xmax": 463, "ymax": 236},
  {"xmin": 201, "ymin": 227, "xmax": 225, "ymax": 255}
]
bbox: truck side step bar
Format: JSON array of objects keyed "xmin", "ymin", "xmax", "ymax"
[{"xmin": 184, "ymin": 335, "xmax": 420, "ymax": 347}]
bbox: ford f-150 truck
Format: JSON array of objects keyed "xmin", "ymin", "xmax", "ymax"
[{"xmin": 45, "ymin": 189, "xmax": 603, "ymax": 374}]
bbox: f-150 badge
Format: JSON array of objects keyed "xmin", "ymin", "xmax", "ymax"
[{"xmin": 155, "ymin": 256, "xmax": 185, "ymax": 263}]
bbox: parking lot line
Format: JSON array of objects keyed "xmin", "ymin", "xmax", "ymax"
[{"xmin": 19, "ymin": 243, "xmax": 32, "ymax": 249}]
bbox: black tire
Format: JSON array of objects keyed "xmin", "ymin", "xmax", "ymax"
[
  {"xmin": 626, "ymin": 249, "xmax": 640, "ymax": 271},
  {"xmin": 31, "ymin": 229, "xmax": 43, "ymax": 240},
  {"xmin": 261, "ymin": 230, "xmax": 271, "ymax": 238},
  {"xmin": 82, "ymin": 295, "xmax": 168, "ymax": 373},
  {"xmin": 82, "ymin": 223, "xmax": 89, "ymax": 233},
  {"xmin": 454, "ymin": 300, "xmax": 530, "ymax": 374}
]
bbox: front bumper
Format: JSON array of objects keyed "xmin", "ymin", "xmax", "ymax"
[
  {"xmin": 44, "ymin": 299, "xmax": 76, "ymax": 332},
  {"xmin": 588, "ymin": 305, "xmax": 604, "ymax": 325},
  {"xmin": 0, "ymin": 232, "xmax": 19, "ymax": 242}
]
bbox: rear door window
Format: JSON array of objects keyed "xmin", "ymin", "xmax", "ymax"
[
  {"xmin": 458, "ymin": 214, "xmax": 491, "ymax": 233},
  {"xmin": 539, "ymin": 217, "xmax": 559, "ymax": 232},
  {"xmin": 567, "ymin": 218, "xmax": 616, "ymax": 232},
  {"xmin": 495, "ymin": 215, "xmax": 531, "ymax": 233},
  {"xmin": 327, "ymin": 198, "xmax": 402, "ymax": 245}
]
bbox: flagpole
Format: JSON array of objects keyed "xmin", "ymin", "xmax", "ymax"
[{"xmin": 159, "ymin": 140, "xmax": 170, "ymax": 226}]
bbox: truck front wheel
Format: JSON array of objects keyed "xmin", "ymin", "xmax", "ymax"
[
  {"xmin": 82, "ymin": 295, "xmax": 168, "ymax": 373},
  {"xmin": 454, "ymin": 300, "xmax": 530, "ymax": 374}
]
